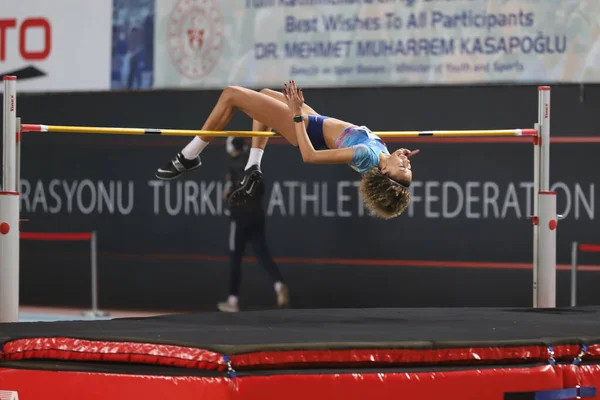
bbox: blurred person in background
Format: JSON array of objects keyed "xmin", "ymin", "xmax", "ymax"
[
  {"xmin": 121, "ymin": 24, "xmax": 148, "ymax": 89},
  {"xmin": 218, "ymin": 136, "xmax": 289, "ymax": 312},
  {"xmin": 111, "ymin": 0, "xmax": 154, "ymax": 89}
]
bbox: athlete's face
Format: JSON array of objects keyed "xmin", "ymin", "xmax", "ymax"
[{"xmin": 381, "ymin": 148, "xmax": 418, "ymax": 186}]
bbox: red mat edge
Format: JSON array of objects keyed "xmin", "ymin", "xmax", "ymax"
[
  {"xmin": 230, "ymin": 345, "xmax": 583, "ymax": 369},
  {"xmin": 3, "ymin": 338, "xmax": 598, "ymax": 370},
  {"xmin": 0, "ymin": 338, "xmax": 227, "ymax": 371}
]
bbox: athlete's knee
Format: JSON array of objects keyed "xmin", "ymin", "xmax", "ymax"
[
  {"xmin": 259, "ymin": 88, "xmax": 276, "ymax": 96},
  {"xmin": 220, "ymin": 85, "xmax": 245, "ymax": 106}
]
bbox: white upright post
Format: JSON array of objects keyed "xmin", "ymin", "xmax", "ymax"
[
  {"xmin": 0, "ymin": 75, "xmax": 20, "ymax": 322},
  {"xmin": 537, "ymin": 192, "xmax": 557, "ymax": 307},
  {"xmin": 16, "ymin": 117, "xmax": 21, "ymax": 194},
  {"xmin": 536, "ymin": 87, "xmax": 556, "ymax": 308},
  {"xmin": 2, "ymin": 77, "xmax": 17, "ymax": 191},
  {"xmin": 532, "ymin": 121, "xmax": 540, "ymax": 308}
]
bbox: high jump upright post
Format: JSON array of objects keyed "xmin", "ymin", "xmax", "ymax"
[
  {"xmin": 0, "ymin": 75, "xmax": 20, "ymax": 322},
  {"xmin": 533, "ymin": 86, "xmax": 556, "ymax": 308}
]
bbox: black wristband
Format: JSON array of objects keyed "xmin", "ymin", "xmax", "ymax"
[{"xmin": 293, "ymin": 115, "xmax": 303, "ymax": 123}]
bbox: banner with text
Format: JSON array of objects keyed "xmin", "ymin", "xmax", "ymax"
[
  {"xmin": 153, "ymin": 0, "xmax": 600, "ymax": 88},
  {"xmin": 1, "ymin": 0, "xmax": 112, "ymax": 92}
]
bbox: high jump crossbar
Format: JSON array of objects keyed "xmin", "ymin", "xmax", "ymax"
[
  {"xmin": 0, "ymin": 76, "xmax": 556, "ymax": 322},
  {"xmin": 21, "ymin": 124, "xmax": 537, "ymax": 138}
]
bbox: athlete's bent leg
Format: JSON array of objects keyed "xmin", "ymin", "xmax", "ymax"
[
  {"xmin": 227, "ymin": 88, "xmax": 320, "ymax": 204},
  {"xmin": 259, "ymin": 87, "xmax": 319, "ymax": 117},
  {"xmin": 228, "ymin": 119, "xmax": 269, "ymax": 206},
  {"xmin": 246, "ymin": 88, "xmax": 318, "ymax": 169},
  {"xmin": 156, "ymin": 86, "xmax": 302, "ymax": 180},
  {"xmin": 247, "ymin": 119, "xmax": 270, "ymax": 169}
]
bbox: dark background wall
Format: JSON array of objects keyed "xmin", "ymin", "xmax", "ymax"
[{"xmin": 4, "ymin": 83, "xmax": 600, "ymax": 312}]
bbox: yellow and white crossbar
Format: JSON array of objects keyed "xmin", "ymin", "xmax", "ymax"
[{"xmin": 21, "ymin": 124, "xmax": 537, "ymax": 138}]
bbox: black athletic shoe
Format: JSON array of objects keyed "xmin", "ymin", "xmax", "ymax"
[
  {"xmin": 228, "ymin": 165, "xmax": 263, "ymax": 206},
  {"xmin": 155, "ymin": 152, "xmax": 201, "ymax": 180}
]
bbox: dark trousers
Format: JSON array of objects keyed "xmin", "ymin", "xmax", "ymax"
[{"xmin": 228, "ymin": 212, "xmax": 284, "ymax": 296}]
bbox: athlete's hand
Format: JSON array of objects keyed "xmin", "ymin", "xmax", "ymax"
[
  {"xmin": 283, "ymin": 80, "xmax": 304, "ymax": 115},
  {"xmin": 397, "ymin": 148, "xmax": 420, "ymax": 157}
]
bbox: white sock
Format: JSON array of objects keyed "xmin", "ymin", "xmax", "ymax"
[
  {"xmin": 274, "ymin": 281, "xmax": 283, "ymax": 292},
  {"xmin": 227, "ymin": 295, "xmax": 238, "ymax": 306},
  {"xmin": 245, "ymin": 148, "xmax": 264, "ymax": 170},
  {"xmin": 181, "ymin": 137, "xmax": 209, "ymax": 160}
]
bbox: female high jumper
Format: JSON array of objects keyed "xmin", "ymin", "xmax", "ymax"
[{"xmin": 155, "ymin": 81, "xmax": 418, "ymax": 219}]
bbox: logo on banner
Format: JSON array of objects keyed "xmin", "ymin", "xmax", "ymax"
[
  {"xmin": 167, "ymin": 0, "xmax": 223, "ymax": 79},
  {"xmin": 0, "ymin": 18, "xmax": 50, "ymax": 80}
]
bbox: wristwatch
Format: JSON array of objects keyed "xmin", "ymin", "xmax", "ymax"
[{"xmin": 293, "ymin": 115, "xmax": 303, "ymax": 123}]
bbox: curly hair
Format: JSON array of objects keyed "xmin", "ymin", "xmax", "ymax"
[{"xmin": 359, "ymin": 170, "xmax": 411, "ymax": 219}]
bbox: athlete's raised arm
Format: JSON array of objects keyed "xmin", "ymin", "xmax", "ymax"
[{"xmin": 283, "ymin": 80, "xmax": 354, "ymax": 165}]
